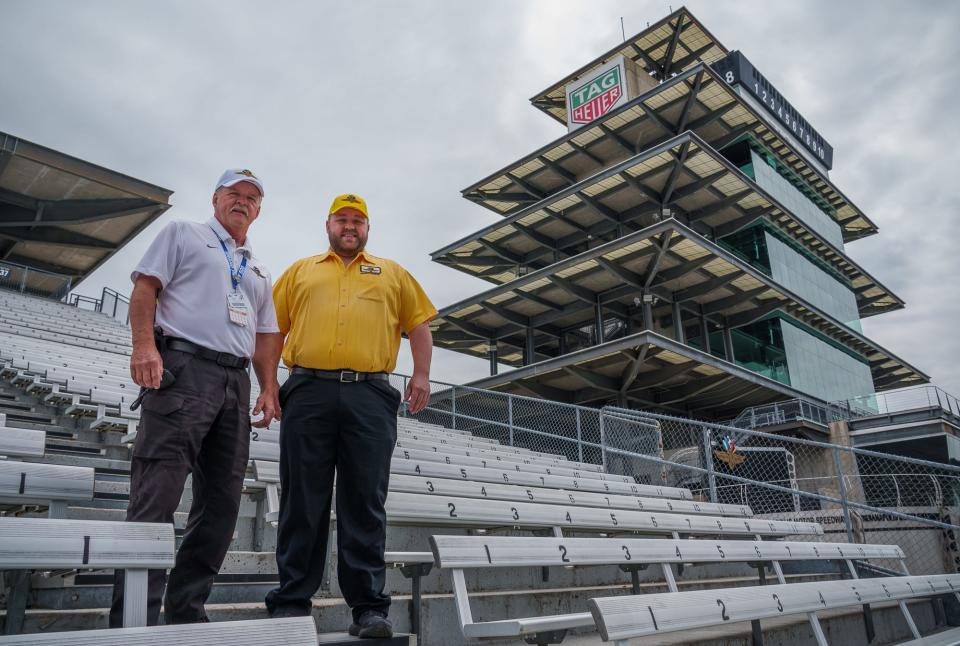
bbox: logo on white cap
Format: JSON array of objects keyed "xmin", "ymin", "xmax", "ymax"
[{"xmin": 216, "ymin": 169, "xmax": 264, "ymax": 196}]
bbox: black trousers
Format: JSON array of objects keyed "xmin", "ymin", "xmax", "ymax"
[
  {"xmin": 109, "ymin": 348, "xmax": 251, "ymax": 626},
  {"xmin": 265, "ymin": 375, "xmax": 399, "ymax": 621}
]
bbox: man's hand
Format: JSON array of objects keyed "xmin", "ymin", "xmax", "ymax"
[
  {"xmin": 130, "ymin": 343, "xmax": 163, "ymax": 389},
  {"xmin": 404, "ymin": 373, "xmax": 431, "ymax": 415},
  {"xmin": 252, "ymin": 388, "xmax": 280, "ymax": 428}
]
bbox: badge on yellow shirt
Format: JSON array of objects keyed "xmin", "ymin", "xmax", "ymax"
[{"xmin": 360, "ymin": 265, "xmax": 381, "ymax": 275}]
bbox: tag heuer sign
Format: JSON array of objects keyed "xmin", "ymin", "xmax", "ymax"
[{"xmin": 566, "ymin": 56, "xmax": 628, "ymax": 129}]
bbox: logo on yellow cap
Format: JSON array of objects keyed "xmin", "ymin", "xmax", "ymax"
[{"xmin": 330, "ymin": 193, "xmax": 369, "ymax": 218}]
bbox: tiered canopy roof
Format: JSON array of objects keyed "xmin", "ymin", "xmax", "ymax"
[
  {"xmin": 431, "ymin": 219, "xmax": 926, "ymax": 392},
  {"xmin": 442, "ymin": 133, "xmax": 901, "ymax": 319},
  {"xmin": 463, "ymin": 330, "xmax": 812, "ymax": 419},
  {"xmin": 469, "ymin": 64, "xmax": 876, "ymax": 242},
  {"xmin": 0, "ymin": 131, "xmax": 171, "ymax": 292},
  {"xmin": 530, "ymin": 7, "xmax": 728, "ymax": 123}
]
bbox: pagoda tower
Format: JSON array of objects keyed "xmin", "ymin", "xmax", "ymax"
[{"xmin": 429, "ymin": 7, "xmax": 925, "ymax": 419}]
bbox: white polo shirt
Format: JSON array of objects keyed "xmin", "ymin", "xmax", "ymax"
[{"xmin": 131, "ymin": 217, "xmax": 280, "ymax": 358}]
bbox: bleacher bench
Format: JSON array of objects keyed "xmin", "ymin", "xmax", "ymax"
[
  {"xmin": 386, "ymin": 472, "xmax": 749, "ymax": 518},
  {"xmin": 0, "ymin": 616, "xmax": 317, "ymax": 645},
  {"xmin": 430, "ymin": 535, "xmax": 899, "ymax": 644},
  {"xmin": 250, "ymin": 465, "xmax": 804, "ymax": 536},
  {"xmin": 386, "ymin": 491, "xmax": 819, "ymax": 536},
  {"xmin": 0, "ymin": 517, "xmax": 174, "ymax": 628},
  {"xmin": 0, "ymin": 459, "xmax": 95, "ymax": 518},
  {"xmin": 0, "ymin": 424, "xmax": 46, "ymax": 458},
  {"xmin": 389, "ymin": 458, "xmax": 686, "ymax": 497},
  {"xmin": 588, "ymin": 574, "xmax": 960, "ymax": 645}
]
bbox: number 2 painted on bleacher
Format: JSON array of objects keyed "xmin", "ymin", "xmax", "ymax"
[
  {"xmin": 447, "ymin": 503, "xmax": 457, "ymax": 518},
  {"xmin": 717, "ymin": 599, "xmax": 729, "ymax": 621},
  {"xmin": 559, "ymin": 545, "xmax": 570, "ymax": 563},
  {"xmin": 772, "ymin": 594, "xmax": 783, "ymax": 612}
]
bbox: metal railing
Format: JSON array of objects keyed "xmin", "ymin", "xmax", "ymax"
[
  {"xmin": 698, "ymin": 473, "xmax": 958, "ymax": 511},
  {"xmin": 838, "ymin": 385, "xmax": 960, "ymax": 421},
  {"xmin": 0, "ymin": 260, "xmax": 72, "ymax": 301},
  {"xmin": 66, "ymin": 287, "xmax": 131, "ymax": 324},
  {"xmin": 729, "ymin": 397, "xmax": 845, "ymax": 429},
  {"xmin": 726, "ymin": 385, "xmax": 960, "ymax": 432}
]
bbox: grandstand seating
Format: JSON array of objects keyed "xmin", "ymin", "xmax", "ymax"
[
  {"xmin": 0, "ymin": 289, "xmax": 957, "ymax": 645},
  {"xmin": 588, "ymin": 576, "xmax": 960, "ymax": 645},
  {"xmin": 430, "ymin": 535, "xmax": 914, "ymax": 643}
]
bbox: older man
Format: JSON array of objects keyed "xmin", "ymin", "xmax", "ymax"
[
  {"xmin": 264, "ymin": 194, "xmax": 436, "ymax": 638},
  {"xmin": 110, "ymin": 169, "xmax": 283, "ymax": 626}
]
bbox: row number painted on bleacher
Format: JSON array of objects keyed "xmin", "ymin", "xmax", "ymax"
[{"xmin": 717, "ymin": 599, "xmax": 729, "ymax": 621}]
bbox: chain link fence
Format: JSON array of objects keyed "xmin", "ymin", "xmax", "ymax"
[{"xmin": 394, "ymin": 375, "xmax": 960, "ymax": 576}]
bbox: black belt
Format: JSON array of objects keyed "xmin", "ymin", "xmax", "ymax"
[
  {"xmin": 291, "ymin": 366, "xmax": 389, "ymax": 382},
  {"xmin": 165, "ymin": 338, "xmax": 250, "ymax": 369}
]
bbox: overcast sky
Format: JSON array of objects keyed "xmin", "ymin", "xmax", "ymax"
[{"xmin": 2, "ymin": 0, "xmax": 958, "ymax": 399}]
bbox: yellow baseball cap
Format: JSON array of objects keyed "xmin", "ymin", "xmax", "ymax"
[{"xmin": 329, "ymin": 193, "xmax": 368, "ymax": 218}]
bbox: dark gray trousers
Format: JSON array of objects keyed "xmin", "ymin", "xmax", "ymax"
[
  {"xmin": 265, "ymin": 375, "xmax": 399, "ymax": 622},
  {"xmin": 109, "ymin": 348, "xmax": 250, "ymax": 626}
]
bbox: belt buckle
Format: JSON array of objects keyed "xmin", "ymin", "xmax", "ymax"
[
  {"xmin": 216, "ymin": 353, "xmax": 235, "ymax": 368},
  {"xmin": 340, "ymin": 370, "xmax": 358, "ymax": 383}
]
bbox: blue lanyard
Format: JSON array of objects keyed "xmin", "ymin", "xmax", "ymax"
[{"xmin": 210, "ymin": 226, "xmax": 247, "ymax": 291}]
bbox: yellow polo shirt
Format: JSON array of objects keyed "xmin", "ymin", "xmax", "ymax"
[{"xmin": 273, "ymin": 250, "xmax": 437, "ymax": 373}]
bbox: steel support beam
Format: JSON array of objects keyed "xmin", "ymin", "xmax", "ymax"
[{"xmin": 672, "ymin": 300, "xmax": 685, "ymax": 343}]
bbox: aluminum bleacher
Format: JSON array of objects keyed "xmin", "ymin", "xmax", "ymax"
[{"xmin": 0, "ymin": 289, "xmax": 957, "ymax": 645}]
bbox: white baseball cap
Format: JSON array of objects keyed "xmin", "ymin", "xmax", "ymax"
[{"xmin": 215, "ymin": 169, "xmax": 264, "ymax": 196}]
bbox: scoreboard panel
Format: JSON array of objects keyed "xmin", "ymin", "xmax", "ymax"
[{"xmin": 712, "ymin": 51, "xmax": 834, "ymax": 170}]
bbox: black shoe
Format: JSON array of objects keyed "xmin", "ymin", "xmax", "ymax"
[{"xmin": 348, "ymin": 611, "xmax": 393, "ymax": 638}]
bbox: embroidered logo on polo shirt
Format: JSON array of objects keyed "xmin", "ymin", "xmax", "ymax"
[
  {"xmin": 252, "ymin": 265, "xmax": 265, "ymax": 278},
  {"xmin": 360, "ymin": 265, "xmax": 381, "ymax": 275}
]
